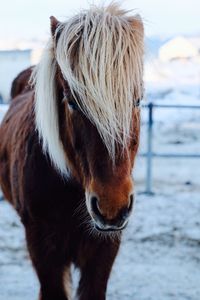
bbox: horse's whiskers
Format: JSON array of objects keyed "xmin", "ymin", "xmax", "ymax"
[{"xmin": 72, "ymin": 198, "xmax": 86, "ymax": 217}]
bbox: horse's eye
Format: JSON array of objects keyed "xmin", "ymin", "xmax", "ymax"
[
  {"xmin": 68, "ymin": 100, "xmax": 79, "ymax": 111},
  {"xmin": 133, "ymin": 98, "xmax": 141, "ymax": 107}
]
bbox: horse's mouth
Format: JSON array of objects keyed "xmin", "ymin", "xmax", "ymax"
[{"xmin": 94, "ymin": 222, "xmax": 128, "ymax": 232}]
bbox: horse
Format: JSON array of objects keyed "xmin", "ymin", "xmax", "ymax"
[{"xmin": 0, "ymin": 4, "xmax": 144, "ymax": 300}]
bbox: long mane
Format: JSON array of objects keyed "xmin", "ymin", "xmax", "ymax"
[{"xmin": 32, "ymin": 3, "xmax": 144, "ymax": 175}]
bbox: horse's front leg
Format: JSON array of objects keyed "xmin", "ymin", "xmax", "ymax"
[
  {"xmin": 76, "ymin": 237, "xmax": 120, "ymax": 300},
  {"xmin": 25, "ymin": 221, "xmax": 70, "ymax": 300}
]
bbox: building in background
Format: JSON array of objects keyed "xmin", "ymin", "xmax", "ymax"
[
  {"xmin": 0, "ymin": 40, "xmax": 44, "ymax": 102},
  {"xmin": 0, "ymin": 49, "xmax": 31, "ymax": 102},
  {"xmin": 159, "ymin": 36, "xmax": 200, "ymax": 62}
]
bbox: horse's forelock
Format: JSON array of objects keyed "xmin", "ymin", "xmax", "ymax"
[
  {"xmin": 32, "ymin": 3, "xmax": 144, "ymax": 175},
  {"xmin": 56, "ymin": 4, "xmax": 144, "ymax": 161}
]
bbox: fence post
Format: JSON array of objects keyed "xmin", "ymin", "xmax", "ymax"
[{"xmin": 145, "ymin": 102, "xmax": 154, "ymax": 194}]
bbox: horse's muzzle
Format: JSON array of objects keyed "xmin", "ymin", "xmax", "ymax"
[{"xmin": 87, "ymin": 194, "xmax": 134, "ymax": 232}]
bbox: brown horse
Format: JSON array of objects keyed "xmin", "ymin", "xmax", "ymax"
[{"xmin": 0, "ymin": 4, "xmax": 144, "ymax": 300}]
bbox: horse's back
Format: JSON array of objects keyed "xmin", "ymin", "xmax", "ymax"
[
  {"xmin": 10, "ymin": 66, "xmax": 33, "ymax": 99},
  {"xmin": 0, "ymin": 91, "xmax": 35, "ymax": 204}
]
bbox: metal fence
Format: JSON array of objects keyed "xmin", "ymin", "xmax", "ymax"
[
  {"xmin": 1, "ymin": 103, "xmax": 200, "ymax": 199},
  {"xmin": 140, "ymin": 102, "xmax": 200, "ymax": 194}
]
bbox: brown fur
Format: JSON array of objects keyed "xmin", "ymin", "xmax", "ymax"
[
  {"xmin": 0, "ymin": 86, "xmax": 126, "ymax": 299},
  {"xmin": 10, "ymin": 66, "xmax": 33, "ymax": 99}
]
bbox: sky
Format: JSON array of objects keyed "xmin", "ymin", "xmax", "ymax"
[{"xmin": 0, "ymin": 0, "xmax": 200, "ymax": 40}]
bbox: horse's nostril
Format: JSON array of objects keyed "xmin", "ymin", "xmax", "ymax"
[
  {"xmin": 91, "ymin": 196, "xmax": 104, "ymax": 221},
  {"xmin": 118, "ymin": 194, "xmax": 134, "ymax": 223},
  {"xmin": 128, "ymin": 194, "xmax": 134, "ymax": 213}
]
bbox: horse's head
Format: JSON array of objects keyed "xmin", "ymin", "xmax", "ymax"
[
  {"xmin": 60, "ymin": 88, "xmax": 140, "ymax": 232},
  {"xmin": 33, "ymin": 4, "xmax": 144, "ymax": 232}
]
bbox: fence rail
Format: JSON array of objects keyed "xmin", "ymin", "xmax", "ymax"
[
  {"xmin": 1, "ymin": 103, "xmax": 200, "ymax": 199},
  {"xmin": 140, "ymin": 102, "xmax": 200, "ymax": 194}
]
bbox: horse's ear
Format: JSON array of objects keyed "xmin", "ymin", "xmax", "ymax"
[
  {"xmin": 129, "ymin": 14, "xmax": 144, "ymax": 38},
  {"xmin": 50, "ymin": 16, "xmax": 61, "ymax": 37}
]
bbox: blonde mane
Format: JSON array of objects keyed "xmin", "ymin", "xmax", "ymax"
[{"xmin": 32, "ymin": 3, "xmax": 144, "ymax": 175}]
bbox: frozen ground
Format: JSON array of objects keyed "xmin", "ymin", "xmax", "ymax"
[
  {"xmin": 0, "ymin": 183, "xmax": 200, "ymax": 300},
  {"xmin": 0, "ymin": 58, "xmax": 200, "ymax": 299}
]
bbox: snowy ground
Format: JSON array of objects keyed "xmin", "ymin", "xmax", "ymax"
[
  {"xmin": 0, "ymin": 58, "xmax": 200, "ymax": 299},
  {"xmin": 0, "ymin": 182, "xmax": 200, "ymax": 300}
]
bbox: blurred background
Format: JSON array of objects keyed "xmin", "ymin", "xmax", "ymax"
[{"xmin": 0, "ymin": 1, "xmax": 200, "ymax": 299}]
